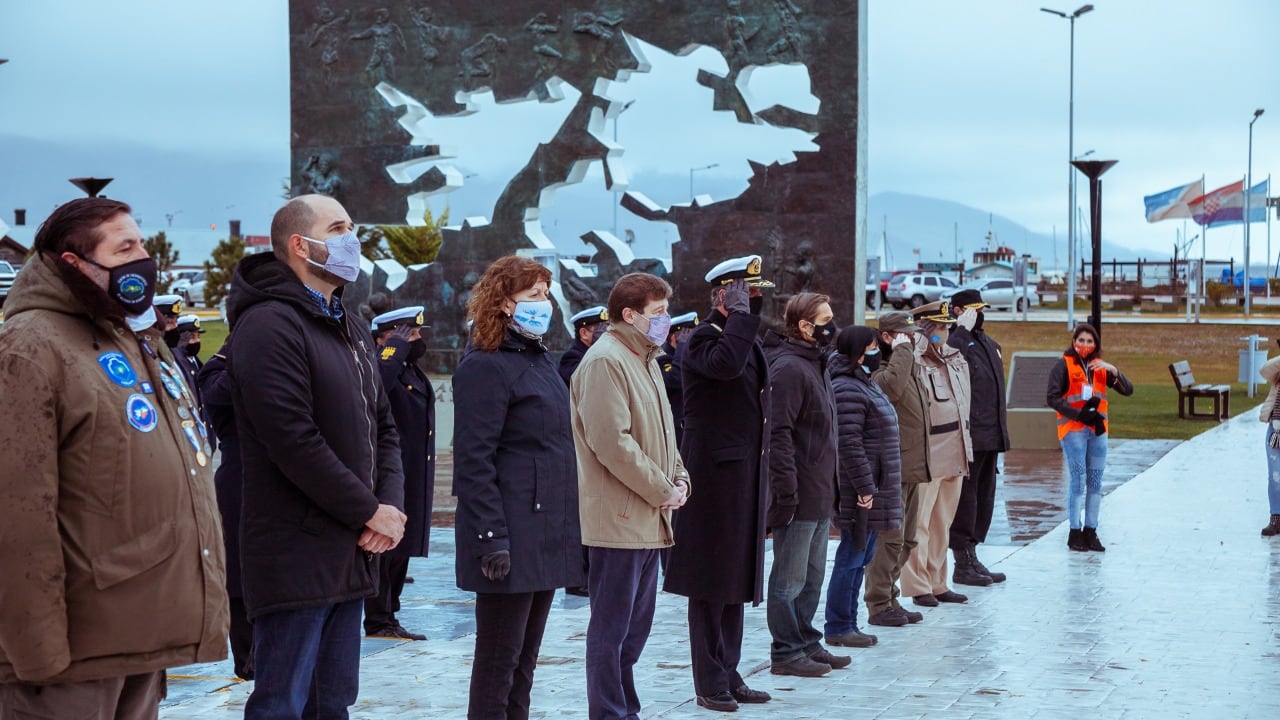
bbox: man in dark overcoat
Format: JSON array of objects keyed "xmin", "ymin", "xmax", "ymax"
[
  {"xmin": 365, "ymin": 306, "xmax": 436, "ymax": 640},
  {"xmin": 663, "ymin": 255, "xmax": 774, "ymax": 712}
]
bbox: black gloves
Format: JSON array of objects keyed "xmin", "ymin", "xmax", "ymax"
[
  {"xmin": 721, "ymin": 279, "xmax": 751, "ymax": 315},
  {"xmin": 480, "ymin": 550, "xmax": 511, "ymax": 581}
]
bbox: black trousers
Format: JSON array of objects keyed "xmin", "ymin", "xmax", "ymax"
[
  {"xmin": 229, "ymin": 596, "xmax": 254, "ymax": 681},
  {"xmin": 469, "ymin": 590, "xmax": 555, "ymax": 720},
  {"xmin": 364, "ymin": 554, "xmax": 410, "ymax": 631},
  {"xmin": 950, "ymin": 449, "xmax": 1000, "ymax": 549},
  {"xmin": 687, "ymin": 599, "xmax": 745, "ymax": 697}
]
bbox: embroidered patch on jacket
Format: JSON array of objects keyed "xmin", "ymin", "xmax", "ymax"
[
  {"xmin": 98, "ymin": 352, "xmax": 138, "ymax": 387},
  {"xmin": 381, "ymin": 346, "xmax": 398, "ymax": 361},
  {"xmin": 126, "ymin": 394, "xmax": 158, "ymax": 432}
]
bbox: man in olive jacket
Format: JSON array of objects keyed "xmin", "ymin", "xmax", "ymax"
[
  {"xmin": 230, "ymin": 195, "xmax": 406, "ymax": 719},
  {"xmin": 0, "ymin": 198, "xmax": 228, "ymax": 716},
  {"xmin": 572, "ymin": 273, "xmax": 691, "ymax": 720},
  {"xmin": 866, "ymin": 311, "xmax": 932, "ymax": 628}
]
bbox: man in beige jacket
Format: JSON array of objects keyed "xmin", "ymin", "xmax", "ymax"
[
  {"xmin": 901, "ymin": 301, "xmax": 973, "ymax": 607},
  {"xmin": 572, "ymin": 272, "xmax": 691, "ymax": 720}
]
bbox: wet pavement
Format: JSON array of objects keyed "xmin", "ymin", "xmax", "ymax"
[{"xmin": 161, "ymin": 420, "xmax": 1280, "ymax": 718}]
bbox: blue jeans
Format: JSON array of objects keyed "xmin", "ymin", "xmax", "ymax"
[
  {"xmin": 1265, "ymin": 425, "xmax": 1280, "ymax": 514},
  {"xmin": 245, "ymin": 599, "xmax": 363, "ymax": 720},
  {"xmin": 824, "ymin": 529, "xmax": 878, "ymax": 638},
  {"xmin": 586, "ymin": 547, "xmax": 659, "ymax": 720},
  {"xmin": 766, "ymin": 518, "xmax": 830, "ymax": 663},
  {"xmin": 1062, "ymin": 427, "xmax": 1108, "ymax": 529}
]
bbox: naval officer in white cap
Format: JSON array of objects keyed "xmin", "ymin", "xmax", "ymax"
[
  {"xmin": 558, "ymin": 304, "xmax": 609, "ymax": 386},
  {"xmin": 364, "ymin": 305, "xmax": 435, "ymax": 641}
]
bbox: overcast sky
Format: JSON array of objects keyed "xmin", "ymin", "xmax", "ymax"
[{"xmin": 3, "ymin": 1, "xmax": 1278, "ymax": 261}]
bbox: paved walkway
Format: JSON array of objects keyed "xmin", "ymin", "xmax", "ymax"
[{"xmin": 163, "ymin": 413, "xmax": 1280, "ymax": 718}]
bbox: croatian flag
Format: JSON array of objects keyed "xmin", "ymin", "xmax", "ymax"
[
  {"xmin": 1189, "ymin": 179, "xmax": 1270, "ymax": 227},
  {"xmin": 1144, "ymin": 179, "xmax": 1203, "ymax": 222}
]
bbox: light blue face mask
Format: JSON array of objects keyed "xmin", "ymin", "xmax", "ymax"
[
  {"xmin": 302, "ymin": 232, "xmax": 362, "ymax": 282},
  {"xmin": 512, "ymin": 299, "xmax": 553, "ymax": 336}
]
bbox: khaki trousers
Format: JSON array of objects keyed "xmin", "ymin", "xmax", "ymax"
[
  {"xmin": 0, "ymin": 670, "xmax": 165, "ymax": 720},
  {"xmin": 900, "ymin": 475, "xmax": 963, "ymax": 596}
]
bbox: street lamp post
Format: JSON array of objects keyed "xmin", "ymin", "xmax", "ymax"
[
  {"xmin": 1071, "ymin": 158, "xmax": 1117, "ymax": 339},
  {"xmin": 1245, "ymin": 108, "xmax": 1264, "ymax": 314},
  {"xmin": 689, "ymin": 163, "xmax": 719, "ymax": 202},
  {"xmin": 1042, "ymin": 4, "xmax": 1095, "ymax": 328},
  {"xmin": 612, "ymin": 99, "xmax": 636, "ymax": 238}
]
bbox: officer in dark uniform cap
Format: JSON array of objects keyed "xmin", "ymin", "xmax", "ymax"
[
  {"xmin": 657, "ymin": 311, "xmax": 699, "ymax": 446},
  {"xmin": 173, "ymin": 314, "xmax": 206, "ymax": 378},
  {"xmin": 365, "ymin": 305, "xmax": 435, "ymax": 640},
  {"xmin": 558, "ymin": 305, "xmax": 609, "ymax": 386},
  {"xmin": 664, "ymin": 254, "xmax": 776, "ymax": 709}
]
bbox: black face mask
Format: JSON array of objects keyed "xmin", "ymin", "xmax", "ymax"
[
  {"xmin": 186, "ymin": 342, "xmax": 202, "ymax": 358},
  {"xmin": 973, "ymin": 312, "xmax": 985, "ymax": 331},
  {"xmin": 83, "ymin": 256, "xmax": 158, "ymax": 316},
  {"xmin": 862, "ymin": 351, "xmax": 883, "ymax": 373},
  {"xmin": 407, "ymin": 338, "xmax": 427, "ymax": 362},
  {"xmin": 163, "ymin": 328, "xmax": 182, "ymax": 349},
  {"xmin": 812, "ymin": 321, "xmax": 836, "ymax": 347},
  {"xmin": 749, "ymin": 295, "xmax": 763, "ymax": 315}
]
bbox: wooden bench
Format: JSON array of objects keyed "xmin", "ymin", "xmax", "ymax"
[{"xmin": 1168, "ymin": 360, "xmax": 1230, "ymax": 420}]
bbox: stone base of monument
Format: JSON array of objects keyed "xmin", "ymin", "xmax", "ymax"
[
  {"xmin": 1005, "ymin": 352, "xmax": 1065, "ymax": 451},
  {"xmin": 1007, "ymin": 408, "xmax": 1062, "ymax": 450}
]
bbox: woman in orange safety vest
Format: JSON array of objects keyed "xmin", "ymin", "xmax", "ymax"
[{"xmin": 1046, "ymin": 324, "xmax": 1133, "ymax": 552}]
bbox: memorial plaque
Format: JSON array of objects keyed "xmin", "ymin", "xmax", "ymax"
[
  {"xmin": 1006, "ymin": 352, "xmax": 1061, "ymax": 409},
  {"xmin": 1006, "ymin": 351, "xmax": 1063, "ymax": 450}
]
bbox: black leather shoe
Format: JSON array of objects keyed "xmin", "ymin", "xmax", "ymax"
[
  {"xmin": 731, "ymin": 685, "xmax": 772, "ymax": 703},
  {"xmin": 969, "ymin": 545, "xmax": 1007, "ymax": 583},
  {"xmin": 696, "ymin": 692, "xmax": 739, "ymax": 712},
  {"xmin": 809, "ymin": 647, "xmax": 851, "ymax": 669},
  {"xmin": 365, "ymin": 623, "xmax": 426, "ymax": 641},
  {"xmin": 912, "ymin": 593, "xmax": 939, "ymax": 607},
  {"xmin": 952, "ymin": 548, "xmax": 993, "ymax": 586},
  {"xmin": 934, "ymin": 590, "xmax": 968, "ymax": 604}
]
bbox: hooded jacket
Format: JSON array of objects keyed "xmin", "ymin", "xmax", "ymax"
[
  {"xmin": 227, "ymin": 253, "xmax": 404, "ymax": 619},
  {"xmin": 0, "ymin": 253, "xmax": 228, "ymax": 684},
  {"xmin": 764, "ymin": 331, "xmax": 838, "ymax": 527}
]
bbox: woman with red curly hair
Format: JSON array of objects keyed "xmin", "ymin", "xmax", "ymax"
[{"xmin": 452, "ymin": 256, "xmax": 586, "ymax": 719}]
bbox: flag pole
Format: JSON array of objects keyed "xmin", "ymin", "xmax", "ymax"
[
  {"xmin": 1197, "ymin": 173, "xmax": 1206, "ymax": 323},
  {"xmin": 1244, "ymin": 174, "xmax": 1251, "ymax": 315},
  {"xmin": 1269, "ymin": 173, "xmax": 1274, "ymax": 300}
]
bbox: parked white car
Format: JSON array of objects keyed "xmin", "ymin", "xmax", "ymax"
[
  {"xmin": 885, "ymin": 272, "xmax": 959, "ymax": 309},
  {"xmin": 941, "ymin": 278, "xmax": 1039, "ymax": 311}
]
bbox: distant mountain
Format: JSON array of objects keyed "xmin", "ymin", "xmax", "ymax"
[{"xmin": 866, "ymin": 191, "xmax": 1143, "ymax": 272}]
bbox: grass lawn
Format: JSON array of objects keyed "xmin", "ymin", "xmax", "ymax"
[{"xmin": 974, "ymin": 320, "xmax": 1280, "ymax": 440}]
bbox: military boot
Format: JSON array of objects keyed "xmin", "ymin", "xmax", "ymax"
[{"xmin": 952, "ymin": 546, "xmax": 992, "ymax": 587}]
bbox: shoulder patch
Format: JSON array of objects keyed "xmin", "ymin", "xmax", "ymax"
[
  {"xmin": 381, "ymin": 346, "xmax": 398, "ymax": 361},
  {"xmin": 97, "ymin": 352, "xmax": 138, "ymax": 387}
]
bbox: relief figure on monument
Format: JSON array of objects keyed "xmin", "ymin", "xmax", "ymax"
[
  {"xmin": 351, "ymin": 8, "xmax": 407, "ymax": 82},
  {"xmin": 766, "ymin": 0, "xmax": 804, "ymax": 63},
  {"xmin": 459, "ymin": 32, "xmax": 509, "ymax": 78},
  {"xmin": 409, "ymin": 5, "xmax": 448, "ymax": 72},
  {"xmin": 524, "ymin": 12, "xmax": 563, "ymax": 79},
  {"xmin": 303, "ymin": 153, "xmax": 343, "ymax": 198},
  {"xmin": 309, "ymin": 5, "xmax": 352, "ymax": 87}
]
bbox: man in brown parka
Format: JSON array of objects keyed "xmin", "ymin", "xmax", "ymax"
[{"xmin": 0, "ymin": 198, "xmax": 228, "ymax": 718}]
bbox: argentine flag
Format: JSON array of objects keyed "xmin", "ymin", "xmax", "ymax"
[{"xmin": 1143, "ymin": 179, "xmax": 1203, "ymax": 223}]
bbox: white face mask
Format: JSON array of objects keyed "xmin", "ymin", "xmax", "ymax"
[
  {"xmin": 126, "ymin": 306, "xmax": 158, "ymax": 333},
  {"xmin": 512, "ymin": 299, "xmax": 553, "ymax": 336}
]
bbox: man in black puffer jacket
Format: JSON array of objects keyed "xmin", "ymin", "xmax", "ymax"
[{"xmin": 229, "ymin": 195, "xmax": 406, "ymax": 719}]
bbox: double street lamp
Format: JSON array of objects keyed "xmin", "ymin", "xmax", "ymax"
[
  {"xmin": 1041, "ymin": 4, "xmax": 1094, "ymax": 328},
  {"xmin": 1245, "ymin": 108, "xmax": 1264, "ymax": 314}
]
